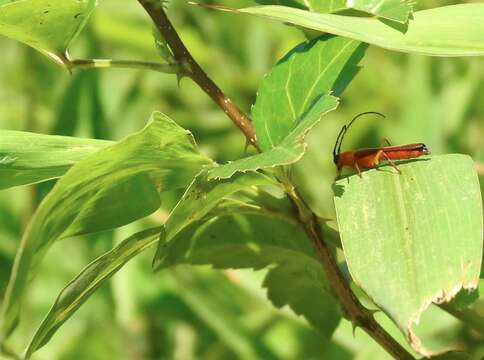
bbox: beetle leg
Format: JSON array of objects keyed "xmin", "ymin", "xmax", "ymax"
[
  {"xmin": 381, "ymin": 151, "xmax": 402, "ymax": 174},
  {"xmin": 335, "ymin": 168, "xmax": 341, "ymax": 181},
  {"xmin": 354, "ymin": 162, "xmax": 362, "ymax": 178}
]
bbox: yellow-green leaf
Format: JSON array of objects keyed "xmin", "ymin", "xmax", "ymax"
[{"xmin": 0, "ymin": 0, "xmax": 97, "ymax": 65}]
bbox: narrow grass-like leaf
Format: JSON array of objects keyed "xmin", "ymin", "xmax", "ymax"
[
  {"xmin": 210, "ymin": 36, "xmax": 366, "ymax": 179},
  {"xmin": 333, "ymin": 154, "xmax": 483, "ymax": 356},
  {"xmin": 0, "ymin": 130, "xmax": 111, "ymax": 190},
  {"xmin": 153, "ymin": 170, "xmax": 276, "ymax": 269},
  {"xmin": 256, "ymin": 0, "xmax": 412, "ymax": 23},
  {"xmin": 0, "ymin": 0, "xmax": 97, "ymax": 65},
  {"xmin": 158, "ymin": 211, "xmax": 341, "ymax": 337},
  {"xmin": 0, "ymin": 112, "xmax": 211, "ymax": 339},
  {"xmin": 51, "ymin": 72, "xmax": 84, "ymax": 136},
  {"xmin": 235, "ymin": 4, "xmax": 484, "ymax": 56},
  {"xmin": 24, "ymin": 227, "xmax": 161, "ymax": 359},
  {"xmin": 172, "ymin": 268, "xmax": 271, "ymax": 360}
]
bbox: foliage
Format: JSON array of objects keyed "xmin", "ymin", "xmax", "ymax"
[
  {"xmin": 334, "ymin": 154, "xmax": 482, "ymax": 356},
  {"xmin": 0, "ymin": 0, "xmax": 482, "ymax": 359}
]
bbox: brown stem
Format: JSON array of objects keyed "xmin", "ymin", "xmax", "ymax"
[
  {"xmin": 284, "ymin": 187, "xmax": 414, "ymax": 360},
  {"xmin": 137, "ymin": 0, "xmax": 259, "ymax": 150},
  {"xmin": 309, "ymin": 216, "xmax": 414, "ymax": 359},
  {"xmin": 136, "ymin": 2, "xmax": 414, "ymax": 358}
]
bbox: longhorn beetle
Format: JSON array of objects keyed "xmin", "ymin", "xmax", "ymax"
[{"xmin": 333, "ymin": 112, "xmax": 430, "ymax": 178}]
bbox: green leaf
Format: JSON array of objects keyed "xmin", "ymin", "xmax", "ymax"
[
  {"xmin": 256, "ymin": 0, "xmax": 412, "ymax": 23},
  {"xmin": 209, "ymin": 36, "xmax": 366, "ymax": 179},
  {"xmin": 24, "ymin": 227, "xmax": 161, "ymax": 359},
  {"xmin": 152, "ymin": 26, "xmax": 175, "ymax": 64},
  {"xmin": 0, "ymin": 130, "xmax": 111, "ymax": 190},
  {"xmin": 235, "ymin": 4, "xmax": 484, "ymax": 56},
  {"xmin": 333, "ymin": 154, "xmax": 483, "ymax": 356},
  {"xmin": 347, "ymin": 0, "xmax": 411, "ymax": 23},
  {"xmin": 0, "ymin": 0, "xmax": 97, "ymax": 66},
  {"xmin": 253, "ymin": 36, "xmax": 365, "ymax": 151},
  {"xmin": 263, "ymin": 263, "xmax": 340, "ymax": 336},
  {"xmin": 153, "ymin": 169, "xmax": 276, "ymax": 269},
  {"xmin": 0, "ymin": 112, "xmax": 212, "ymax": 339},
  {"xmin": 158, "ymin": 211, "xmax": 341, "ymax": 337}
]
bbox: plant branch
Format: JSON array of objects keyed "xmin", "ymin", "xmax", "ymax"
[
  {"xmin": 136, "ymin": 1, "xmax": 414, "ymax": 358},
  {"xmin": 283, "ymin": 183, "xmax": 415, "ymax": 360},
  {"xmin": 137, "ymin": 0, "xmax": 259, "ymax": 150},
  {"xmin": 69, "ymin": 59, "xmax": 179, "ymax": 73}
]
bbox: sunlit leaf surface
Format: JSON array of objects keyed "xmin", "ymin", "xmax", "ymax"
[
  {"xmin": 237, "ymin": 4, "xmax": 484, "ymax": 56},
  {"xmin": 257, "ymin": 0, "xmax": 412, "ymax": 23},
  {"xmin": 210, "ymin": 36, "xmax": 366, "ymax": 179},
  {"xmin": 0, "ymin": 112, "xmax": 211, "ymax": 338},
  {"xmin": 0, "ymin": 0, "xmax": 97, "ymax": 65},
  {"xmin": 0, "ymin": 130, "xmax": 111, "ymax": 189},
  {"xmin": 334, "ymin": 154, "xmax": 483, "ymax": 355}
]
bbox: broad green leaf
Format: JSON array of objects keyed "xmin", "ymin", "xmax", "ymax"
[
  {"xmin": 256, "ymin": 0, "xmax": 412, "ymax": 23},
  {"xmin": 0, "ymin": 112, "xmax": 212, "ymax": 339},
  {"xmin": 235, "ymin": 4, "xmax": 484, "ymax": 56},
  {"xmin": 24, "ymin": 227, "xmax": 161, "ymax": 359},
  {"xmin": 209, "ymin": 36, "xmax": 366, "ymax": 180},
  {"xmin": 0, "ymin": 130, "xmax": 111, "ymax": 190},
  {"xmin": 333, "ymin": 154, "xmax": 483, "ymax": 356},
  {"xmin": 346, "ymin": 0, "xmax": 411, "ymax": 23},
  {"xmin": 153, "ymin": 170, "xmax": 276, "ymax": 269},
  {"xmin": 158, "ymin": 212, "xmax": 341, "ymax": 337},
  {"xmin": 253, "ymin": 36, "xmax": 366, "ymax": 151},
  {"xmin": 0, "ymin": 0, "xmax": 97, "ymax": 65},
  {"xmin": 263, "ymin": 263, "xmax": 340, "ymax": 336}
]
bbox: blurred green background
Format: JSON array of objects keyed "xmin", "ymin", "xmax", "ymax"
[{"xmin": 0, "ymin": 1, "xmax": 483, "ymax": 359}]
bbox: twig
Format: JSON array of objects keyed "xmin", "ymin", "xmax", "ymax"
[
  {"xmin": 136, "ymin": 1, "xmax": 414, "ymax": 358},
  {"xmin": 137, "ymin": 0, "xmax": 259, "ymax": 150},
  {"xmin": 70, "ymin": 59, "xmax": 179, "ymax": 73}
]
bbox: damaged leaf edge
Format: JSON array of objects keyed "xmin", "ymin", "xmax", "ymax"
[{"xmin": 407, "ymin": 278, "xmax": 480, "ymax": 357}]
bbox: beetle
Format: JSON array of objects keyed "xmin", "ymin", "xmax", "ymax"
[{"xmin": 333, "ymin": 112, "xmax": 430, "ymax": 178}]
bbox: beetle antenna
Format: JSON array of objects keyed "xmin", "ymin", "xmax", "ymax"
[
  {"xmin": 332, "ymin": 124, "xmax": 347, "ymax": 163},
  {"xmin": 333, "ymin": 111, "xmax": 386, "ymax": 164}
]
